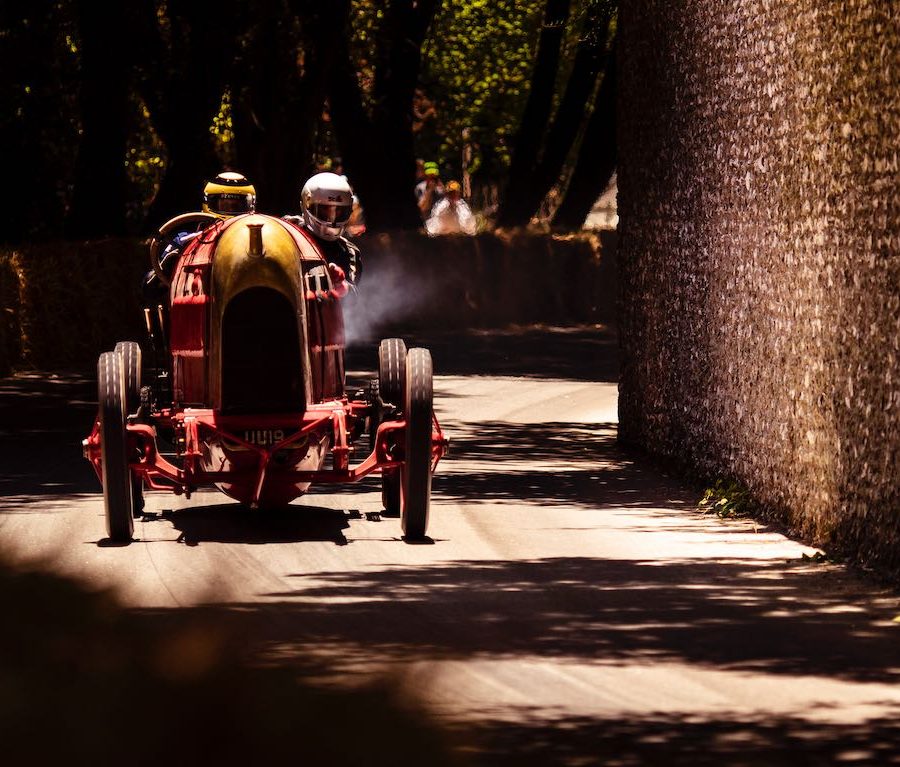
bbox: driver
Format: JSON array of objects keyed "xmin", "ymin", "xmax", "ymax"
[
  {"xmin": 202, "ymin": 171, "xmax": 257, "ymax": 219},
  {"xmin": 285, "ymin": 172, "xmax": 362, "ymax": 286},
  {"xmin": 143, "ymin": 171, "xmax": 256, "ymax": 307}
]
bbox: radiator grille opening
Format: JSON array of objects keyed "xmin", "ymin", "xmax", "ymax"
[{"xmin": 221, "ymin": 287, "xmax": 304, "ymax": 413}]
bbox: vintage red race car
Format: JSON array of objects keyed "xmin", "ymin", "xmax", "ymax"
[{"xmin": 83, "ymin": 212, "xmax": 447, "ymax": 543}]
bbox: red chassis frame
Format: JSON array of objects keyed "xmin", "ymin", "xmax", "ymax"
[{"xmin": 84, "ymin": 398, "xmax": 448, "ymax": 508}]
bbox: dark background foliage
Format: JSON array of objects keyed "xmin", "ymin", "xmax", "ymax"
[{"xmin": 0, "ymin": 0, "xmax": 617, "ymax": 240}]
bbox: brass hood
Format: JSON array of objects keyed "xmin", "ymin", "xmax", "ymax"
[{"xmin": 207, "ymin": 214, "xmax": 320, "ymax": 410}]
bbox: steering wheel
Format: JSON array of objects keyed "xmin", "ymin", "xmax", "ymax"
[{"xmin": 149, "ymin": 212, "xmax": 219, "ymax": 287}]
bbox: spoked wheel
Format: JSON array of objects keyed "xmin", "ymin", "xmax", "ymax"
[
  {"xmin": 98, "ymin": 351, "xmax": 134, "ymax": 542},
  {"xmin": 114, "ymin": 341, "xmax": 144, "ymax": 518},
  {"xmin": 401, "ymin": 348, "xmax": 433, "ymax": 540},
  {"xmin": 378, "ymin": 338, "xmax": 406, "ymax": 517}
]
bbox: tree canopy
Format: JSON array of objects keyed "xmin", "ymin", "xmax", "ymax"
[{"xmin": 1, "ymin": 0, "xmax": 617, "ymax": 241}]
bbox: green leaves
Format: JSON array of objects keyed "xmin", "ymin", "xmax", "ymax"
[
  {"xmin": 417, "ymin": 0, "xmax": 546, "ymax": 171},
  {"xmin": 698, "ymin": 478, "xmax": 755, "ymax": 518}
]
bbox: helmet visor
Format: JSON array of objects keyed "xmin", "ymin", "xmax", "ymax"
[
  {"xmin": 208, "ymin": 192, "xmax": 254, "ymax": 215},
  {"xmin": 310, "ymin": 202, "xmax": 351, "ymax": 226}
]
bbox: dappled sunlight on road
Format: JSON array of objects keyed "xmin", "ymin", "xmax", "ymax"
[{"xmin": 2, "ymin": 329, "xmax": 899, "ymax": 765}]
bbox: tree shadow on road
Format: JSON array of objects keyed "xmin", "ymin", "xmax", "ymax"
[
  {"xmin": 222, "ymin": 556, "xmax": 900, "ymax": 686},
  {"xmin": 434, "ymin": 419, "xmax": 695, "ymax": 512},
  {"xmin": 155, "ymin": 550, "xmax": 900, "ymax": 763},
  {"xmin": 0, "ymin": 372, "xmax": 98, "ymax": 500},
  {"xmin": 347, "ymin": 324, "xmax": 620, "ymax": 382}
]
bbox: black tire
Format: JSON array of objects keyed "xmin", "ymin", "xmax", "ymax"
[
  {"xmin": 379, "ymin": 339, "xmax": 407, "ymax": 518},
  {"xmin": 114, "ymin": 341, "xmax": 142, "ymax": 415},
  {"xmin": 401, "ymin": 348, "xmax": 433, "ymax": 539},
  {"xmin": 114, "ymin": 342, "xmax": 144, "ymax": 516},
  {"xmin": 378, "ymin": 338, "xmax": 407, "ymax": 408},
  {"xmin": 98, "ymin": 351, "xmax": 134, "ymax": 542}
]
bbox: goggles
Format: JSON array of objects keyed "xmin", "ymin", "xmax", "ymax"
[
  {"xmin": 207, "ymin": 192, "xmax": 255, "ymax": 215},
  {"xmin": 311, "ymin": 202, "xmax": 351, "ymax": 225}
]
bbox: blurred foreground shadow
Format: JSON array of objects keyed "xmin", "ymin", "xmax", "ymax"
[{"xmin": 453, "ymin": 709, "xmax": 900, "ymax": 766}]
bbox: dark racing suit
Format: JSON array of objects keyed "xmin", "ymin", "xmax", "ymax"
[
  {"xmin": 315, "ymin": 236, "xmax": 362, "ymax": 286},
  {"xmin": 141, "ymin": 229, "xmax": 199, "ymax": 311},
  {"xmin": 283, "ymin": 216, "xmax": 362, "ymax": 286}
]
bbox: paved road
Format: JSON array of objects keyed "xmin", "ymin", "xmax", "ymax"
[{"xmin": 2, "ymin": 325, "xmax": 899, "ymax": 765}]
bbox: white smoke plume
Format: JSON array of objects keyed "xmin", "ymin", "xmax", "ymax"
[{"xmin": 341, "ymin": 250, "xmax": 438, "ymax": 346}]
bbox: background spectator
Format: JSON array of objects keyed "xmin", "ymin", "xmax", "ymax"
[
  {"xmin": 415, "ymin": 162, "xmax": 445, "ymax": 219},
  {"xmin": 425, "ymin": 180, "xmax": 476, "ymax": 235}
]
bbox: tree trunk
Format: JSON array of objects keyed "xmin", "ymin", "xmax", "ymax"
[
  {"xmin": 1, "ymin": 0, "xmax": 71, "ymax": 241},
  {"xmin": 66, "ymin": 0, "xmax": 130, "ymax": 237},
  {"xmin": 324, "ymin": 2, "xmax": 388, "ymax": 224},
  {"xmin": 141, "ymin": 0, "xmax": 240, "ymax": 227},
  {"xmin": 553, "ymin": 41, "xmax": 617, "ymax": 231},
  {"xmin": 372, "ymin": 0, "xmax": 439, "ymax": 228},
  {"xmin": 504, "ymin": 2, "xmax": 614, "ymax": 227},
  {"xmin": 326, "ymin": 0, "xmax": 437, "ymax": 231},
  {"xmin": 232, "ymin": 6, "xmax": 317, "ymax": 215},
  {"xmin": 495, "ymin": 0, "xmax": 571, "ymax": 228}
]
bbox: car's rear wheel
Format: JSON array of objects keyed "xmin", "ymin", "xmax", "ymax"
[
  {"xmin": 378, "ymin": 338, "xmax": 406, "ymax": 409},
  {"xmin": 379, "ymin": 338, "xmax": 406, "ymax": 518},
  {"xmin": 401, "ymin": 348, "xmax": 433, "ymax": 540},
  {"xmin": 114, "ymin": 341, "xmax": 142, "ymax": 414},
  {"xmin": 98, "ymin": 351, "xmax": 134, "ymax": 542}
]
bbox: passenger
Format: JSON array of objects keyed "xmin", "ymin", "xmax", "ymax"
[
  {"xmin": 425, "ymin": 180, "xmax": 476, "ymax": 236},
  {"xmin": 285, "ymin": 172, "xmax": 362, "ymax": 286},
  {"xmin": 415, "ymin": 162, "xmax": 444, "ymax": 220}
]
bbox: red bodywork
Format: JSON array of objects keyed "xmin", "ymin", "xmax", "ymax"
[{"xmin": 83, "ymin": 214, "xmax": 447, "ymax": 508}]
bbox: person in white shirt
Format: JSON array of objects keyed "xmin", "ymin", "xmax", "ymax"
[{"xmin": 425, "ymin": 180, "xmax": 476, "ymax": 235}]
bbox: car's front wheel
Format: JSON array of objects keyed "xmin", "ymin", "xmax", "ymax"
[
  {"xmin": 98, "ymin": 351, "xmax": 134, "ymax": 542},
  {"xmin": 401, "ymin": 348, "xmax": 433, "ymax": 540},
  {"xmin": 114, "ymin": 341, "xmax": 145, "ymax": 517}
]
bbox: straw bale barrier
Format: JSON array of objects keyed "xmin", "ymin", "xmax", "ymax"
[{"xmin": 0, "ymin": 230, "xmax": 617, "ymax": 374}]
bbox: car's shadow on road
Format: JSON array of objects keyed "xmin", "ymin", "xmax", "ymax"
[
  {"xmin": 144, "ymin": 504, "xmax": 437, "ymax": 547},
  {"xmin": 145, "ymin": 504, "xmax": 354, "ymax": 546}
]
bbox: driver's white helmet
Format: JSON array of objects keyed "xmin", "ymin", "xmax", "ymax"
[{"xmin": 301, "ymin": 172, "xmax": 353, "ymax": 241}]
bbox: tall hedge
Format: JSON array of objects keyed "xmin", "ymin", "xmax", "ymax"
[
  {"xmin": 0, "ymin": 240, "xmax": 147, "ymax": 374},
  {"xmin": 617, "ymin": 3, "xmax": 900, "ymax": 574},
  {"xmin": 0, "ymin": 231, "xmax": 616, "ymax": 374}
]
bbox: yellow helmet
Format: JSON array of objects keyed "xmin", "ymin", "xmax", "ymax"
[{"xmin": 203, "ymin": 172, "xmax": 256, "ymax": 217}]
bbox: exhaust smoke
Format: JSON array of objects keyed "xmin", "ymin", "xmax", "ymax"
[{"xmin": 342, "ymin": 249, "xmax": 437, "ymax": 346}]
